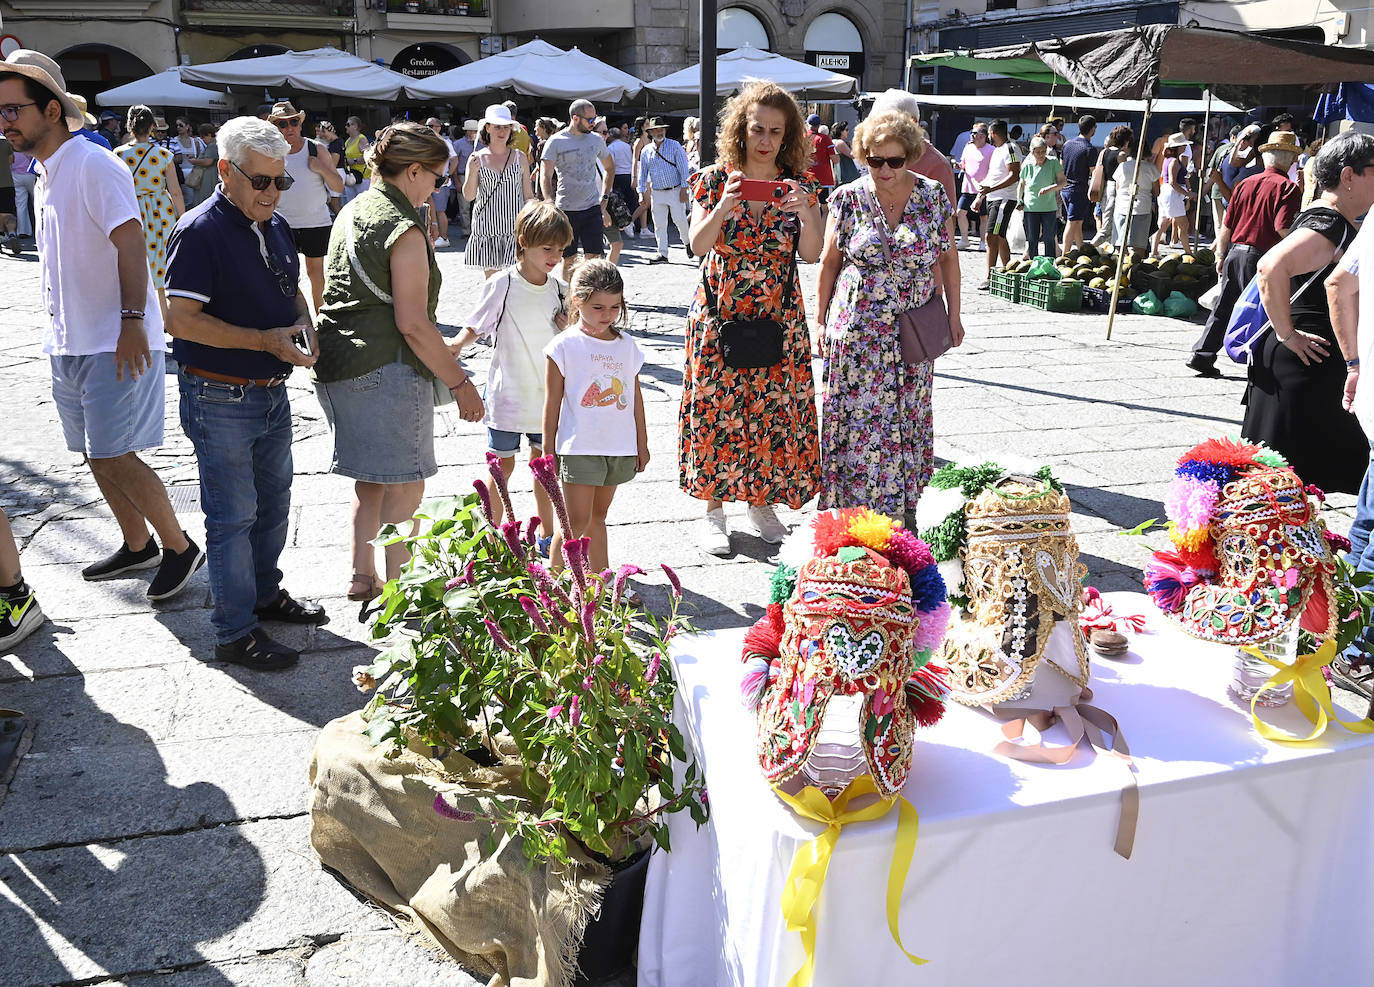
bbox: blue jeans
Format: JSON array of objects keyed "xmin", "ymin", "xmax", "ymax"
[
  {"xmin": 1023, "ymin": 209, "xmax": 1058, "ymax": 258},
  {"xmin": 1345, "ymin": 440, "xmax": 1374, "ymax": 661},
  {"xmin": 178, "ymin": 372, "xmax": 293, "ymax": 644}
]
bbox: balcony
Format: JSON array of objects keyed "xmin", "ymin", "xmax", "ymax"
[
  {"xmin": 384, "ymin": 0, "xmax": 493, "ymax": 35},
  {"xmin": 180, "ymin": 0, "xmax": 356, "ymax": 29}
]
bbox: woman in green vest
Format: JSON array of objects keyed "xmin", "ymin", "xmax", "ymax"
[{"xmin": 313, "ymin": 122, "xmax": 484, "ymax": 607}]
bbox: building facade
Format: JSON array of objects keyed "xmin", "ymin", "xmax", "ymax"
[{"xmin": 0, "ymin": 0, "xmax": 903, "ymax": 113}]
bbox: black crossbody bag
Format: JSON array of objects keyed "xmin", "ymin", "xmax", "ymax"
[{"xmin": 700, "ymin": 228, "xmax": 798, "ymax": 370}]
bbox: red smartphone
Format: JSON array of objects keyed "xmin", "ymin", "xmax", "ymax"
[{"xmin": 739, "ymin": 179, "xmax": 790, "ymax": 202}]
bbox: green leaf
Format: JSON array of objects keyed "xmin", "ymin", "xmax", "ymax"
[
  {"xmin": 653, "ymin": 826, "xmax": 672, "ymax": 853},
  {"xmin": 1123, "ymin": 518, "xmax": 1160, "ymax": 537}
]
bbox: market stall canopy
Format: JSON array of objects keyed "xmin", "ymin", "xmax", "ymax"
[
  {"xmin": 912, "ymin": 25, "xmax": 1374, "ymax": 99},
  {"xmin": 181, "ymin": 46, "xmax": 423, "ymax": 102},
  {"xmin": 408, "ymin": 39, "xmax": 643, "ymax": 102},
  {"xmin": 97, "ymin": 70, "xmax": 233, "ymax": 111},
  {"xmin": 646, "ymin": 45, "xmax": 858, "ymax": 104},
  {"xmin": 890, "ymin": 92, "xmax": 1244, "ymax": 115}
]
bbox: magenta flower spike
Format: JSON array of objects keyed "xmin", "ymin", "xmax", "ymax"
[
  {"xmin": 646, "ymin": 651, "xmax": 662, "ymax": 684},
  {"xmin": 546, "ymin": 704, "xmax": 565, "ymax": 719},
  {"xmin": 433, "ymin": 793, "xmax": 478, "ymax": 822},
  {"xmin": 485, "ymin": 452, "xmax": 517, "ymax": 524},
  {"xmin": 526, "ymin": 561, "xmax": 553, "ymax": 592},
  {"xmin": 563, "ymin": 539, "xmax": 588, "ymax": 597},
  {"xmin": 581, "ymin": 599, "xmax": 597, "ymax": 646},
  {"xmin": 613, "ymin": 564, "xmax": 645, "ymax": 608},
  {"xmin": 524, "ymin": 515, "xmax": 540, "ymax": 545},
  {"xmin": 569, "ymin": 695, "xmax": 582, "ymax": 728},
  {"xmin": 444, "ymin": 574, "xmax": 465, "ymax": 591},
  {"xmin": 473, "ymin": 478, "xmax": 494, "ymax": 524},
  {"xmin": 483, "ymin": 618, "xmax": 514, "ymax": 652},
  {"xmin": 661, "ymin": 564, "xmax": 683, "ymax": 599},
  {"xmin": 519, "ymin": 595, "xmax": 550, "ymax": 634},
  {"xmin": 530, "ymin": 454, "xmax": 574, "ymax": 539},
  {"xmin": 501, "ymin": 520, "xmax": 524, "ymax": 558}
]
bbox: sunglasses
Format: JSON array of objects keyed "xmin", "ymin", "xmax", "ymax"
[
  {"xmin": 273, "ymin": 119, "xmax": 301, "ymax": 130},
  {"xmin": 231, "ymin": 160, "xmax": 295, "ymax": 191},
  {"xmin": 425, "ymin": 167, "xmax": 447, "ymax": 190},
  {"xmin": 866, "ymin": 155, "xmax": 908, "ymax": 171}
]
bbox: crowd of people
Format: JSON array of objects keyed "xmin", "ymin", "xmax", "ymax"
[{"xmin": 4, "ymin": 42, "xmax": 1374, "ymax": 694}]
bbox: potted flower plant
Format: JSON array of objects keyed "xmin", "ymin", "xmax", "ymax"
[{"xmin": 354, "ymin": 453, "xmax": 708, "ymax": 977}]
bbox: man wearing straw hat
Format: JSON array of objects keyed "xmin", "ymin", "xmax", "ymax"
[
  {"xmin": 0, "ymin": 49, "xmax": 204, "ymax": 600},
  {"xmin": 1187, "ymin": 130, "xmax": 1301, "ymax": 377},
  {"xmin": 269, "ymin": 99, "xmax": 342, "ymax": 314}
]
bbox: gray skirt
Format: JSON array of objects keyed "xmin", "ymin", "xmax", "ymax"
[{"xmin": 315, "ymin": 360, "xmax": 437, "ymax": 483}]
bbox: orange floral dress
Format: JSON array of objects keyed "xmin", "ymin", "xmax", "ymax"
[{"xmin": 679, "ymin": 165, "xmax": 821, "ymax": 508}]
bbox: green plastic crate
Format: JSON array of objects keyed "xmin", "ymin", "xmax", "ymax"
[
  {"xmin": 1021, "ymin": 277, "xmax": 1083, "ymax": 312},
  {"xmin": 988, "ymin": 269, "xmax": 1023, "ymax": 303}
]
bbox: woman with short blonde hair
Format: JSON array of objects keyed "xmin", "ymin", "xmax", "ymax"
[
  {"xmin": 814, "ymin": 109, "xmax": 963, "ymax": 527},
  {"xmin": 313, "ymin": 123, "xmax": 484, "ymax": 606},
  {"xmin": 680, "ymin": 80, "xmax": 825, "ymax": 555}
]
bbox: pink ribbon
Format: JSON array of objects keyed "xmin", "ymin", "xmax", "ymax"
[{"xmin": 1079, "ymin": 597, "xmax": 1147, "ymax": 635}]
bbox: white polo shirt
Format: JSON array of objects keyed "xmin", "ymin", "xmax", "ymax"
[{"xmin": 34, "ymin": 135, "xmax": 164, "ymax": 356}]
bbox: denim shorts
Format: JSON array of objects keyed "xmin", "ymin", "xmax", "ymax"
[
  {"xmin": 315, "ymin": 361, "xmax": 436, "ymax": 483},
  {"xmin": 558, "ymin": 454, "xmax": 637, "ymax": 487},
  {"xmin": 51, "ymin": 351, "xmax": 166, "ymax": 459},
  {"xmin": 1063, "ymin": 186, "xmax": 1093, "ymax": 222},
  {"xmin": 488, "ymin": 428, "xmax": 543, "ymax": 456}
]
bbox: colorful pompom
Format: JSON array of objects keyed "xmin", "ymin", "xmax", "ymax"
[
  {"xmin": 1164, "ymin": 476, "xmax": 1221, "ymax": 532},
  {"xmin": 905, "ymin": 664, "xmax": 950, "ymax": 727},
  {"xmin": 1180, "ymin": 437, "xmax": 1265, "ymax": 470},
  {"xmin": 1174, "ymin": 459, "xmax": 1236, "ymax": 488},
  {"xmin": 769, "ymin": 565, "xmax": 798, "ymax": 605},
  {"xmin": 742, "ymin": 603, "xmax": 785, "ymax": 660},
  {"xmin": 907, "ymin": 561, "xmax": 947, "ymax": 613},
  {"xmin": 910, "ymin": 600, "xmax": 951, "ymax": 657},
  {"xmin": 846, "ymin": 508, "xmax": 898, "ymax": 553},
  {"xmin": 1167, "ymin": 519, "xmax": 1213, "ymax": 553},
  {"xmin": 1144, "ymin": 551, "xmax": 1200, "ymax": 612},
  {"xmin": 812, "ymin": 509, "xmax": 864, "ymax": 557},
  {"xmin": 740, "ymin": 656, "xmax": 771, "ymax": 710},
  {"xmin": 885, "ymin": 528, "xmax": 935, "ymax": 575}
]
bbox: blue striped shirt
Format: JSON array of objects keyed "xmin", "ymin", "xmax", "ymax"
[{"xmin": 637, "ymin": 138, "xmax": 692, "ymax": 195}]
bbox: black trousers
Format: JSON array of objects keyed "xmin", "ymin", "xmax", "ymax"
[{"xmin": 1193, "ymin": 243, "xmax": 1259, "ymax": 362}]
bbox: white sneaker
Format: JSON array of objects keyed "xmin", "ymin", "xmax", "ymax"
[
  {"xmin": 433, "ymin": 237, "xmax": 449, "ymax": 248},
  {"xmin": 699, "ymin": 509, "xmax": 730, "ymax": 556},
  {"xmin": 742, "ymin": 504, "xmax": 788, "ymax": 544}
]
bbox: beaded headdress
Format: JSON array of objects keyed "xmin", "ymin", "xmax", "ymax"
[
  {"xmin": 1145, "ymin": 438, "xmax": 1339, "ymax": 645},
  {"xmin": 740, "ymin": 508, "xmax": 949, "ymax": 800}
]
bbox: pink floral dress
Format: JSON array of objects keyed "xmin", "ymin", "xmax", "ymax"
[{"xmin": 820, "ymin": 175, "xmax": 952, "ymax": 521}]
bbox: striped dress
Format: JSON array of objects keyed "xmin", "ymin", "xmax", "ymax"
[{"xmin": 465, "ymin": 148, "xmax": 527, "ymax": 270}]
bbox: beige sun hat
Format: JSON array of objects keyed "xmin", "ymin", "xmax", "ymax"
[
  {"xmin": 0, "ymin": 49, "xmax": 85, "ymax": 132},
  {"xmin": 1259, "ymin": 131, "xmax": 1301, "ymax": 154},
  {"xmin": 268, "ymin": 100, "xmax": 306, "ymax": 124},
  {"xmin": 462, "ymin": 119, "xmax": 479, "ymax": 132},
  {"xmin": 1164, "ymin": 131, "xmax": 1191, "ymax": 149},
  {"xmin": 68, "ymin": 92, "xmax": 97, "ymax": 128}
]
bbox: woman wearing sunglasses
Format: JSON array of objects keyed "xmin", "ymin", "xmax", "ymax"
[
  {"xmin": 814, "ymin": 110, "xmax": 963, "ymax": 530},
  {"xmin": 312, "ymin": 123, "xmax": 485, "ymax": 608}
]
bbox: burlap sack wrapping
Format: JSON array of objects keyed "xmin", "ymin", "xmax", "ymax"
[{"xmin": 308, "ymin": 712, "xmax": 610, "ymax": 987}]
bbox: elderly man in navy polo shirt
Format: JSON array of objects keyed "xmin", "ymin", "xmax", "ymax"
[{"xmin": 165, "ymin": 116, "xmax": 325, "ymax": 671}]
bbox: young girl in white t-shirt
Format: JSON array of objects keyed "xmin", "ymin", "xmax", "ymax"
[
  {"xmin": 451, "ymin": 202, "xmax": 573, "ymax": 546},
  {"xmin": 542, "ymin": 260, "xmax": 648, "ymax": 575}
]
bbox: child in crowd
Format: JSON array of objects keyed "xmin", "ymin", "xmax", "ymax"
[
  {"xmin": 542, "ymin": 260, "xmax": 648, "ymax": 575},
  {"xmin": 451, "ymin": 201, "xmax": 573, "ymax": 546}
]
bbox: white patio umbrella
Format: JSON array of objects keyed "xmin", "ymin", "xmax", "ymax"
[
  {"xmin": 181, "ymin": 46, "xmax": 423, "ymax": 102},
  {"xmin": 646, "ymin": 46, "xmax": 858, "ymax": 103},
  {"xmin": 408, "ymin": 39, "xmax": 643, "ymax": 103},
  {"xmin": 97, "ymin": 70, "xmax": 233, "ymax": 111}
]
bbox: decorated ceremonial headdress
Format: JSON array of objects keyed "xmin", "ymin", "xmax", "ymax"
[
  {"xmin": 918, "ymin": 463, "xmax": 1090, "ymax": 710},
  {"xmin": 1144, "ymin": 438, "xmax": 1340, "ymax": 645},
  {"xmin": 740, "ymin": 508, "xmax": 950, "ymax": 800}
]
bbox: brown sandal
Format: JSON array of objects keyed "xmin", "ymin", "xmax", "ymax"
[{"xmin": 347, "ymin": 573, "xmax": 380, "ymax": 602}]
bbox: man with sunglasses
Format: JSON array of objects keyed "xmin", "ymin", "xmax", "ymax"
[
  {"xmin": 541, "ymin": 97, "xmax": 615, "ymax": 280},
  {"xmin": 268, "ymin": 101, "xmax": 342, "ymax": 316},
  {"xmin": 163, "ymin": 116, "xmax": 325, "ymax": 671}
]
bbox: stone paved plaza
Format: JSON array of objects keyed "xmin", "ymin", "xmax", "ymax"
[{"xmin": 0, "ymin": 231, "xmax": 1359, "ymax": 986}]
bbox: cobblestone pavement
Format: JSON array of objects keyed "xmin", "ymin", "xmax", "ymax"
[{"xmin": 0, "ymin": 228, "xmax": 1359, "ymax": 986}]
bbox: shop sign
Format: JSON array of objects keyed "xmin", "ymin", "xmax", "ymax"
[
  {"xmin": 391, "ymin": 44, "xmax": 462, "ymax": 79},
  {"xmin": 816, "ymin": 53, "xmax": 849, "ymax": 70}
]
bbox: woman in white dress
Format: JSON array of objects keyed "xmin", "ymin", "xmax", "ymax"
[{"xmin": 1153, "ymin": 132, "xmax": 1191, "ymax": 256}]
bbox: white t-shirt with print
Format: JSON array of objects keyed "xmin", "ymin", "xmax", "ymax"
[
  {"xmin": 1114, "ymin": 158, "xmax": 1161, "ymax": 216},
  {"xmin": 544, "ymin": 328, "xmax": 645, "ymax": 457},
  {"xmin": 467, "ymin": 265, "xmax": 565, "ymax": 435},
  {"xmin": 983, "ymin": 140, "xmax": 1023, "ymax": 202}
]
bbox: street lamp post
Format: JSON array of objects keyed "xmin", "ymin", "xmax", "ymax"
[{"xmin": 700, "ymin": 0, "xmax": 716, "ymax": 161}]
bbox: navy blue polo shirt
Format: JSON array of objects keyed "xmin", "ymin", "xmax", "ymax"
[
  {"xmin": 1061, "ymin": 134, "xmax": 1095, "ymax": 189},
  {"xmin": 165, "ymin": 189, "xmax": 300, "ymax": 378}
]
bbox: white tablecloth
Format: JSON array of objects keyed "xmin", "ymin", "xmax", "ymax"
[{"xmin": 638, "ymin": 593, "xmax": 1374, "ymax": 987}]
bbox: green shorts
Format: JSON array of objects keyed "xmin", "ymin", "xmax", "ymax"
[{"xmin": 558, "ymin": 454, "xmax": 637, "ymax": 487}]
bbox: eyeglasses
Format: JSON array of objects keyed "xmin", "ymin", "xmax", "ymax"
[
  {"xmin": 866, "ymin": 155, "xmax": 908, "ymax": 171},
  {"xmin": 0, "ymin": 102, "xmax": 37, "ymax": 122},
  {"xmin": 230, "ymin": 160, "xmax": 295, "ymax": 191}
]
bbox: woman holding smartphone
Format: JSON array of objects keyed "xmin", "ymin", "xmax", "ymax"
[{"xmin": 682, "ymin": 80, "xmax": 823, "ymax": 557}]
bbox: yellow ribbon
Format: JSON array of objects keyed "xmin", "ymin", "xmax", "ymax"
[
  {"xmin": 1245, "ymin": 638, "xmax": 1374, "ymax": 744},
  {"xmin": 774, "ymin": 776, "xmax": 926, "ymax": 987}
]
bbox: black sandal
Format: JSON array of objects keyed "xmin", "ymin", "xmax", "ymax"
[{"xmin": 254, "ymin": 590, "xmax": 329, "ymax": 625}]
